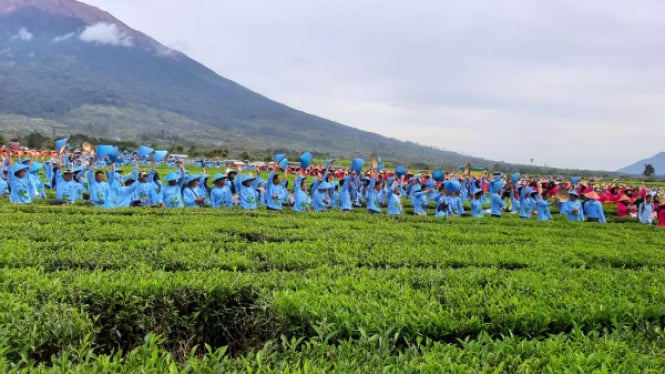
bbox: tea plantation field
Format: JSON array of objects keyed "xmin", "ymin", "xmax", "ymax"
[{"xmin": 1, "ymin": 205, "xmax": 664, "ymax": 372}]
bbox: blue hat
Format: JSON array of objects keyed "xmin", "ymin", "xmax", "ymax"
[
  {"xmin": 377, "ymin": 163, "xmax": 385, "ymax": 172},
  {"xmin": 361, "ymin": 175, "xmax": 371, "ymax": 182},
  {"xmin": 446, "ymin": 180, "xmax": 461, "ymax": 193},
  {"xmin": 274, "ymin": 153, "xmax": 287, "ymax": 163},
  {"xmin": 153, "ymin": 150, "xmax": 168, "ymax": 162},
  {"xmin": 331, "ymin": 181, "xmax": 339, "ymax": 188},
  {"xmin": 471, "ymin": 185, "xmax": 483, "ymax": 196},
  {"xmin": 186, "ymin": 174, "xmax": 199, "ymax": 184},
  {"xmin": 426, "ymin": 180, "xmax": 436, "ymax": 189},
  {"xmin": 511, "ymin": 173, "xmax": 520, "ymax": 183},
  {"xmin": 569, "ymin": 190, "xmax": 579, "ymax": 197},
  {"xmin": 412, "ymin": 184, "xmax": 422, "ymax": 193},
  {"xmin": 12, "ymin": 164, "xmax": 29, "ymax": 174},
  {"xmin": 432, "ymin": 169, "xmax": 444, "ymax": 182},
  {"xmin": 239, "ymin": 174, "xmax": 256, "ymax": 184},
  {"xmin": 55, "ymin": 137, "xmax": 69, "ymax": 153},
  {"xmin": 279, "ymin": 158, "xmax": 289, "ymax": 170},
  {"xmin": 164, "ymin": 171, "xmax": 180, "ymax": 183},
  {"xmin": 137, "ymin": 145, "xmax": 154, "ymax": 159},
  {"xmin": 350, "ymin": 158, "xmax": 364, "ymax": 173},
  {"xmin": 299, "ymin": 152, "xmax": 312, "ymax": 169},
  {"xmin": 570, "ymin": 177, "xmax": 580, "ymax": 185},
  {"xmin": 395, "ymin": 165, "xmax": 407, "ymax": 177},
  {"xmin": 96, "ymin": 145, "xmax": 118, "ymax": 163},
  {"xmin": 490, "ymin": 181, "xmax": 505, "ymax": 194},
  {"xmin": 212, "ymin": 173, "xmax": 227, "ymax": 183},
  {"xmin": 21, "ymin": 157, "xmax": 31, "ymax": 165},
  {"xmin": 324, "ymin": 159, "xmax": 335, "ymax": 169},
  {"xmin": 30, "ymin": 162, "xmax": 43, "ymax": 173},
  {"xmin": 317, "ymin": 182, "xmax": 332, "ymax": 190}
]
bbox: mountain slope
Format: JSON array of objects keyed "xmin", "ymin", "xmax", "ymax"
[
  {"xmin": 617, "ymin": 152, "xmax": 665, "ymax": 176},
  {"xmin": 0, "ymin": 0, "xmax": 482, "ymax": 166}
]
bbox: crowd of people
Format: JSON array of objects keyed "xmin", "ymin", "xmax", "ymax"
[{"xmin": 1, "ymin": 148, "xmax": 665, "ymax": 227}]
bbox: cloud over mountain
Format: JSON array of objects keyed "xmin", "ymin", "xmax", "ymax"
[
  {"xmin": 11, "ymin": 27, "xmax": 33, "ymax": 41},
  {"xmin": 79, "ymin": 22, "xmax": 132, "ymax": 47}
]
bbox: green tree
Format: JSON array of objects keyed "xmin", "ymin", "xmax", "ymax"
[
  {"xmin": 25, "ymin": 132, "xmax": 48, "ymax": 149},
  {"xmin": 643, "ymin": 164, "xmax": 655, "ymax": 177}
]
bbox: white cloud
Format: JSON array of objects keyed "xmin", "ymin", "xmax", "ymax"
[
  {"xmin": 53, "ymin": 32, "xmax": 76, "ymax": 43},
  {"xmin": 79, "ymin": 23, "xmax": 133, "ymax": 47},
  {"xmin": 11, "ymin": 27, "xmax": 33, "ymax": 41}
]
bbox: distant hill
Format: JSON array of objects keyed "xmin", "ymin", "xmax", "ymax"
[
  {"xmin": 617, "ymin": 152, "xmax": 665, "ymax": 176},
  {"xmin": 0, "ymin": 0, "xmax": 490, "ymax": 167}
]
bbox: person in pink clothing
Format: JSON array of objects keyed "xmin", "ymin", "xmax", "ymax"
[{"xmin": 657, "ymin": 202, "xmax": 665, "ymax": 227}]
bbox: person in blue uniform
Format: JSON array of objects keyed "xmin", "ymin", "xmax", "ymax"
[
  {"xmin": 338, "ymin": 175, "xmax": 353, "ymax": 212},
  {"xmin": 386, "ymin": 180, "xmax": 402, "ymax": 216},
  {"xmin": 366, "ymin": 176, "xmax": 382, "ymax": 214},
  {"xmin": 561, "ymin": 190, "xmax": 584, "ymax": 221},
  {"xmin": 210, "ymin": 173, "xmax": 233, "ymax": 209},
  {"xmin": 490, "ymin": 181, "xmax": 506, "ymax": 217},
  {"xmin": 183, "ymin": 174, "xmax": 206, "ymax": 208},
  {"xmin": 447, "ymin": 181, "xmax": 465, "ymax": 216},
  {"xmin": 584, "ymin": 191, "xmax": 606, "ymax": 223},
  {"xmin": 0, "ymin": 167, "xmax": 8, "ymax": 197},
  {"xmin": 131, "ymin": 158, "xmax": 158, "ymax": 207},
  {"xmin": 292, "ymin": 174, "xmax": 312, "ymax": 212},
  {"xmin": 312, "ymin": 181, "xmax": 331, "ymax": 212},
  {"xmin": 29, "ymin": 162, "xmax": 46, "ymax": 199},
  {"xmin": 238, "ymin": 174, "xmax": 259, "ymax": 210},
  {"xmin": 535, "ymin": 191, "xmax": 553, "ymax": 221},
  {"xmin": 87, "ymin": 157, "xmax": 111, "ymax": 206},
  {"xmin": 470, "ymin": 186, "xmax": 484, "ymax": 218},
  {"xmin": 265, "ymin": 169, "xmax": 288, "ymax": 211},
  {"xmin": 161, "ymin": 170, "xmax": 185, "ymax": 208},
  {"xmin": 519, "ymin": 187, "xmax": 535, "ymax": 219},
  {"xmin": 435, "ymin": 185, "xmax": 451, "ymax": 217},
  {"xmin": 6, "ymin": 160, "xmax": 33, "ymax": 204}
]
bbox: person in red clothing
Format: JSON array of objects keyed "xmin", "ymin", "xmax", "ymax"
[
  {"xmin": 658, "ymin": 201, "xmax": 665, "ymax": 227},
  {"xmin": 616, "ymin": 195, "xmax": 632, "ymax": 217}
]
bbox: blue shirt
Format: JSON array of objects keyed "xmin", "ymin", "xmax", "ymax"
[
  {"xmin": 9, "ymin": 172, "xmax": 32, "ymax": 204},
  {"xmin": 265, "ymin": 172, "xmax": 288, "ymax": 211},
  {"xmin": 55, "ymin": 171, "xmax": 85, "ymax": 204},
  {"xmin": 162, "ymin": 185, "xmax": 184, "ymax": 208},
  {"xmin": 561, "ymin": 200, "xmax": 584, "ymax": 221},
  {"xmin": 449, "ymin": 196, "xmax": 464, "ymax": 216},
  {"xmin": 519, "ymin": 196, "xmax": 534, "ymax": 219},
  {"xmin": 210, "ymin": 185, "xmax": 233, "ymax": 209},
  {"xmin": 471, "ymin": 198, "xmax": 484, "ymax": 218},
  {"xmin": 339, "ymin": 177, "xmax": 353, "ymax": 211},
  {"xmin": 585, "ymin": 200, "xmax": 607, "ymax": 223},
  {"xmin": 239, "ymin": 182, "xmax": 259, "ymax": 210},
  {"xmin": 490, "ymin": 193, "xmax": 505, "ymax": 216},
  {"xmin": 386, "ymin": 189, "xmax": 402, "ymax": 215},
  {"xmin": 536, "ymin": 199, "xmax": 552, "ymax": 221},
  {"xmin": 87, "ymin": 170, "xmax": 110, "ymax": 206},
  {"xmin": 366, "ymin": 178, "xmax": 382, "ymax": 213}
]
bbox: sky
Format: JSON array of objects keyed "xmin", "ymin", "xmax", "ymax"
[{"xmin": 83, "ymin": 0, "xmax": 665, "ymax": 171}]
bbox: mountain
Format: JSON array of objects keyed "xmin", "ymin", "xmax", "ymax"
[
  {"xmin": 0, "ymin": 0, "xmax": 486, "ymax": 167},
  {"xmin": 617, "ymin": 152, "xmax": 665, "ymax": 176}
]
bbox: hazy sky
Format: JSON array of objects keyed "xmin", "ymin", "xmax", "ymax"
[{"xmin": 83, "ymin": 0, "xmax": 665, "ymax": 171}]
